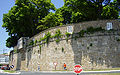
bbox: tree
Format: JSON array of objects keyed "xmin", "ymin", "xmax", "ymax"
[
  {"xmin": 2, "ymin": 0, "xmax": 55, "ymax": 48},
  {"xmin": 37, "ymin": 12, "xmax": 64, "ymax": 30},
  {"xmin": 55, "ymin": 6, "xmax": 72, "ymax": 24},
  {"xmin": 56, "ymin": 0, "xmax": 118, "ymax": 24},
  {"xmin": 87, "ymin": 0, "xmax": 111, "ymax": 19},
  {"xmin": 101, "ymin": 5, "xmax": 118, "ymax": 19},
  {"xmin": 56, "ymin": 0, "xmax": 98, "ymax": 24},
  {"xmin": 6, "ymin": 36, "xmax": 18, "ymax": 48}
]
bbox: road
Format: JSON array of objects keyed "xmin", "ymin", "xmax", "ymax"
[{"xmin": 0, "ymin": 71, "xmax": 120, "ymax": 75}]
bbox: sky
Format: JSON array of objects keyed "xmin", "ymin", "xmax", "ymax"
[
  {"xmin": 0, "ymin": 0, "xmax": 15, "ymax": 54},
  {"xmin": 0, "ymin": 0, "xmax": 64, "ymax": 54}
]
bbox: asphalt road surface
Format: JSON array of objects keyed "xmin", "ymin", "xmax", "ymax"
[{"xmin": 0, "ymin": 71, "xmax": 120, "ymax": 75}]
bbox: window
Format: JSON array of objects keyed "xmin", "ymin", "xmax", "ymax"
[
  {"xmin": 67, "ymin": 26, "xmax": 73, "ymax": 34},
  {"xmin": 106, "ymin": 22, "xmax": 112, "ymax": 30}
]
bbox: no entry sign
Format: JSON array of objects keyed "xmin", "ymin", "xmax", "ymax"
[
  {"xmin": 74, "ymin": 65, "xmax": 83, "ymax": 74},
  {"xmin": 53, "ymin": 62, "xmax": 57, "ymax": 70}
]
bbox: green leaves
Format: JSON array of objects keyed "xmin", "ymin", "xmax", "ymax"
[
  {"xmin": 101, "ymin": 5, "xmax": 118, "ymax": 19},
  {"xmin": 6, "ymin": 36, "xmax": 18, "ymax": 48},
  {"xmin": 2, "ymin": 0, "xmax": 56, "ymax": 48},
  {"xmin": 37, "ymin": 12, "xmax": 64, "ymax": 30}
]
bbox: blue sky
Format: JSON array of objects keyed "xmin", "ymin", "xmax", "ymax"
[
  {"xmin": 0, "ymin": 0, "xmax": 15, "ymax": 54},
  {"xmin": 0, "ymin": 0, "xmax": 64, "ymax": 54}
]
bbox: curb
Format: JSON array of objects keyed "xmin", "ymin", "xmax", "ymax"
[
  {"xmin": 1, "ymin": 70, "xmax": 120, "ymax": 74},
  {"xmin": 82, "ymin": 70, "xmax": 120, "ymax": 73},
  {"xmin": 37, "ymin": 70, "xmax": 120, "ymax": 73},
  {"xmin": 36, "ymin": 70, "xmax": 120, "ymax": 73}
]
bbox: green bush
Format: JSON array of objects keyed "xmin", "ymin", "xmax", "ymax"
[{"xmin": 29, "ymin": 40, "xmax": 34, "ymax": 46}]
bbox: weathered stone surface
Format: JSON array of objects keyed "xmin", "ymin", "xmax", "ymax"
[{"xmin": 9, "ymin": 20, "xmax": 120, "ymax": 71}]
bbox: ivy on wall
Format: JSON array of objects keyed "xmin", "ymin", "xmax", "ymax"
[
  {"xmin": 65, "ymin": 32, "xmax": 71, "ymax": 41},
  {"xmin": 34, "ymin": 40, "xmax": 37, "ymax": 46},
  {"xmin": 28, "ymin": 27, "xmax": 106, "ymax": 46},
  {"xmin": 54, "ymin": 29, "xmax": 63, "ymax": 43}
]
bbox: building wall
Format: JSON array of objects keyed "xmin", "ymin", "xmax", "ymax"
[
  {"xmin": 10, "ymin": 20, "xmax": 120, "ymax": 71},
  {"xmin": 0, "ymin": 54, "xmax": 9, "ymax": 65}
]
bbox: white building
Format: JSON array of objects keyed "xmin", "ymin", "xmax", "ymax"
[{"xmin": 0, "ymin": 54, "xmax": 9, "ymax": 65}]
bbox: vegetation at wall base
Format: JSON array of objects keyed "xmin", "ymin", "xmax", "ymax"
[{"xmin": 4, "ymin": 70, "xmax": 16, "ymax": 73}]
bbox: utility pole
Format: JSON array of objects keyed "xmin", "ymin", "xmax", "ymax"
[{"xmin": 3, "ymin": 49, "xmax": 4, "ymax": 54}]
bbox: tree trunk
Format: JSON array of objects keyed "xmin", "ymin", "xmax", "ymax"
[{"xmin": 98, "ymin": 2, "xmax": 103, "ymax": 19}]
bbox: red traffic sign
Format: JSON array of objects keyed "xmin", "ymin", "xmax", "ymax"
[
  {"xmin": 74, "ymin": 65, "xmax": 83, "ymax": 74},
  {"xmin": 53, "ymin": 62, "xmax": 57, "ymax": 66}
]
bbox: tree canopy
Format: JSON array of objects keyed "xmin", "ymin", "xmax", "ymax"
[
  {"xmin": 2, "ymin": 0, "xmax": 55, "ymax": 48},
  {"xmin": 56, "ymin": 0, "xmax": 118, "ymax": 24},
  {"xmin": 2, "ymin": 0, "xmax": 119, "ymax": 48}
]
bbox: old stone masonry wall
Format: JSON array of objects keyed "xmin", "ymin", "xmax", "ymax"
[{"xmin": 9, "ymin": 20, "xmax": 120, "ymax": 71}]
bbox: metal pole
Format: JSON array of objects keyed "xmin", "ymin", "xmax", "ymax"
[
  {"xmin": 3, "ymin": 49, "xmax": 4, "ymax": 54},
  {"xmin": 55, "ymin": 66, "xmax": 56, "ymax": 70}
]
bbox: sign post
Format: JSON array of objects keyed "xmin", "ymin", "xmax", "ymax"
[
  {"xmin": 53, "ymin": 62, "xmax": 57, "ymax": 70},
  {"xmin": 74, "ymin": 65, "xmax": 83, "ymax": 75}
]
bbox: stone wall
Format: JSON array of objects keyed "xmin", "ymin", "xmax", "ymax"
[{"xmin": 9, "ymin": 20, "xmax": 120, "ymax": 71}]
